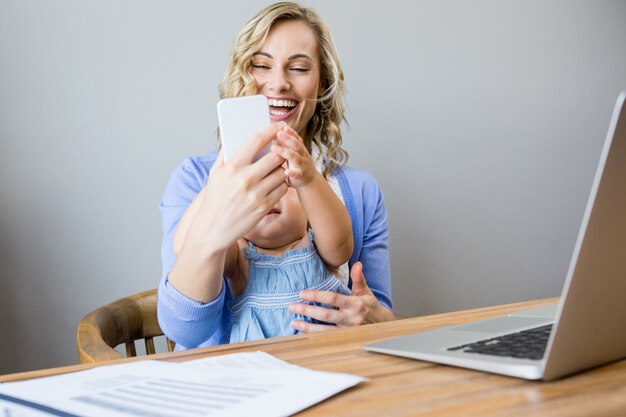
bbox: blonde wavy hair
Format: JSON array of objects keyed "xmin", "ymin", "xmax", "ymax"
[{"xmin": 219, "ymin": 2, "xmax": 348, "ymax": 176}]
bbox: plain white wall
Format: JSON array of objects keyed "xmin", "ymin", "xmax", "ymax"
[{"xmin": 1, "ymin": 0, "xmax": 625, "ymax": 374}]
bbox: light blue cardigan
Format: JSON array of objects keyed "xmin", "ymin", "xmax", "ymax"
[{"xmin": 157, "ymin": 151, "xmax": 392, "ymax": 349}]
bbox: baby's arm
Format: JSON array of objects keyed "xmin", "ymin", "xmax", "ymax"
[
  {"xmin": 272, "ymin": 126, "xmax": 353, "ymax": 268},
  {"xmin": 298, "ymin": 174, "xmax": 353, "ymax": 268}
]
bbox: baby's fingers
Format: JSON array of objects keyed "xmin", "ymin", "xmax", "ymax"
[
  {"xmin": 285, "ymin": 167, "xmax": 304, "ymax": 180},
  {"xmin": 271, "ymin": 143, "xmax": 299, "ymax": 162},
  {"xmin": 276, "ymin": 129, "xmax": 306, "ymax": 152}
]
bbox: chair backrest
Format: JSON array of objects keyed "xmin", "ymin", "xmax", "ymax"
[{"xmin": 76, "ymin": 288, "xmax": 174, "ymax": 363}]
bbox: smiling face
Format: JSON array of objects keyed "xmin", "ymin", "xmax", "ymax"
[
  {"xmin": 251, "ymin": 19, "xmax": 323, "ymax": 139},
  {"xmin": 244, "ymin": 187, "xmax": 308, "ymax": 250}
]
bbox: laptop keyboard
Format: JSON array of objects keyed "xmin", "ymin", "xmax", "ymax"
[{"xmin": 447, "ymin": 324, "xmax": 553, "ymax": 360}]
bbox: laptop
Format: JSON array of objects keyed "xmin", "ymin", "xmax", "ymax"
[{"xmin": 364, "ymin": 91, "xmax": 626, "ymax": 381}]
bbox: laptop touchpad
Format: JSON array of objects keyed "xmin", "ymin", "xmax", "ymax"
[{"xmin": 452, "ymin": 316, "xmax": 552, "ymax": 334}]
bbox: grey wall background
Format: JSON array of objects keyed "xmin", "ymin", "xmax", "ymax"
[{"xmin": 1, "ymin": 0, "xmax": 625, "ymax": 374}]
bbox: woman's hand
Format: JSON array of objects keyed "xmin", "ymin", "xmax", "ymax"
[
  {"xmin": 288, "ymin": 262, "xmax": 395, "ymax": 332},
  {"xmin": 192, "ymin": 124, "xmax": 288, "ymax": 252},
  {"xmin": 169, "ymin": 124, "xmax": 288, "ymax": 303},
  {"xmin": 271, "ymin": 124, "xmax": 317, "ymax": 188}
]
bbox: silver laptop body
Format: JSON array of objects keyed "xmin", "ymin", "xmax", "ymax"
[{"xmin": 365, "ymin": 92, "xmax": 626, "ymax": 381}]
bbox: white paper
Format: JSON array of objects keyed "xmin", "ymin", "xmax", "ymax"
[
  {"xmin": 182, "ymin": 351, "xmax": 300, "ymax": 371},
  {"xmin": 0, "ymin": 397, "xmax": 59, "ymax": 417},
  {"xmin": 0, "ymin": 353, "xmax": 365, "ymax": 417}
]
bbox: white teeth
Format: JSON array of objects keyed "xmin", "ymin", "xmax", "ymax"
[{"xmin": 268, "ymin": 99, "xmax": 296, "ymax": 108}]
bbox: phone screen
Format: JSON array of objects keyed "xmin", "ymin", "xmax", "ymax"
[{"xmin": 217, "ymin": 95, "xmax": 271, "ymax": 163}]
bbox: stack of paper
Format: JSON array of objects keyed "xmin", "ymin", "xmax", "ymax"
[{"xmin": 0, "ymin": 352, "xmax": 366, "ymax": 417}]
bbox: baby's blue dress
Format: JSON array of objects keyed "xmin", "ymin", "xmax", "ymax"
[{"xmin": 229, "ymin": 232, "xmax": 351, "ymax": 343}]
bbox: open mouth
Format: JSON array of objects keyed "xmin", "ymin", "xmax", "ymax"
[
  {"xmin": 267, "ymin": 98, "xmax": 298, "ymax": 120},
  {"xmin": 266, "ymin": 208, "xmax": 281, "ymax": 216}
]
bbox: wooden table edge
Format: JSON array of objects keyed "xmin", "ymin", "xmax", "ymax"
[{"xmin": 0, "ymin": 297, "xmax": 560, "ymax": 383}]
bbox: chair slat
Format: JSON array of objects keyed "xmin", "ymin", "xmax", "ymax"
[
  {"xmin": 125, "ymin": 341, "xmax": 137, "ymax": 358},
  {"xmin": 145, "ymin": 337, "xmax": 156, "ymax": 355},
  {"xmin": 77, "ymin": 289, "xmax": 169, "ymax": 363}
]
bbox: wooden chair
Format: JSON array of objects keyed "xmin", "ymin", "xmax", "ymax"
[{"xmin": 76, "ymin": 288, "xmax": 175, "ymax": 364}]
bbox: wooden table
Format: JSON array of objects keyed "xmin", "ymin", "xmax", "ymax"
[{"xmin": 3, "ymin": 298, "xmax": 626, "ymax": 416}]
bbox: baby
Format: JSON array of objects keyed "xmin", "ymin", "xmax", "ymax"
[{"xmin": 173, "ymin": 124, "xmax": 353, "ymax": 342}]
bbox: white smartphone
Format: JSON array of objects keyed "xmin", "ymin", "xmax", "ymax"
[{"xmin": 217, "ymin": 95, "xmax": 271, "ymax": 163}]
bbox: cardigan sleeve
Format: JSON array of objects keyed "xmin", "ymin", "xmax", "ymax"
[
  {"xmin": 340, "ymin": 167, "xmax": 393, "ymax": 310},
  {"xmin": 359, "ymin": 174, "xmax": 393, "ymax": 310},
  {"xmin": 156, "ymin": 153, "xmax": 230, "ymax": 348}
]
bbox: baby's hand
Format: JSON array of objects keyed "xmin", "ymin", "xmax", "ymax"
[{"xmin": 271, "ymin": 124, "xmax": 317, "ymax": 188}]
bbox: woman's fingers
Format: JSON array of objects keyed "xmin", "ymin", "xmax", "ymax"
[
  {"xmin": 291, "ymin": 319, "xmax": 334, "ymax": 333},
  {"xmin": 298, "ymin": 289, "xmax": 348, "ymax": 309},
  {"xmin": 202, "ymin": 158, "xmax": 286, "ymax": 243},
  {"xmin": 254, "ymin": 164, "xmax": 288, "ymax": 193},
  {"xmin": 264, "ymin": 179, "xmax": 289, "ymax": 208},
  {"xmin": 289, "ymin": 300, "xmax": 346, "ymax": 325},
  {"xmin": 232, "ymin": 124, "xmax": 282, "ymax": 166},
  {"xmin": 289, "ymin": 263, "xmax": 395, "ymax": 333},
  {"xmin": 349, "ymin": 262, "xmax": 374, "ymax": 296},
  {"xmin": 288, "ymin": 290, "xmax": 369, "ymax": 328},
  {"xmin": 242, "ymin": 166, "xmax": 288, "ymax": 215},
  {"xmin": 248, "ymin": 150, "xmax": 286, "ymax": 182},
  {"xmin": 216, "ymin": 126, "xmax": 286, "ymax": 202}
]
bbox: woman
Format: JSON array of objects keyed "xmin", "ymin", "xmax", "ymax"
[{"xmin": 158, "ymin": 2, "xmax": 394, "ymax": 349}]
